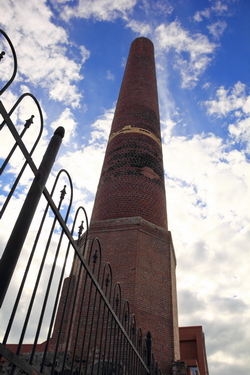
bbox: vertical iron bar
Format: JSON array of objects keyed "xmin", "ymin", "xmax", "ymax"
[
  {"xmin": 60, "ymin": 260, "xmax": 86, "ymax": 373},
  {"xmin": 112, "ymin": 284, "xmax": 122, "ymax": 374},
  {"xmin": 15, "ymin": 193, "xmax": 64, "ymax": 360},
  {"xmin": 146, "ymin": 331, "xmax": 152, "ymax": 374},
  {"xmin": 102, "ymin": 265, "xmax": 113, "ymax": 374},
  {"xmin": 100, "ymin": 298, "xmax": 112, "ymax": 374},
  {"xmin": 124, "ymin": 312, "xmax": 131, "ymax": 375},
  {"xmin": 77, "ymin": 240, "xmax": 101, "ymax": 375},
  {"xmin": 40, "ymin": 237, "xmax": 72, "ymax": 373},
  {"xmin": 40, "ymin": 204, "xmax": 81, "ymax": 374},
  {"xmin": 115, "ymin": 288, "xmax": 122, "ymax": 374},
  {"xmin": 2, "ymin": 171, "xmax": 71, "ymax": 349},
  {"xmin": 0, "ymin": 125, "xmax": 27, "ymax": 175},
  {"xmin": 1, "ymin": 200, "xmax": 51, "ymax": 346},
  {"xmin": 96, "ymin": 276, "xmax": 117, "ymax": 375},
  {"xmin": 89, "ymin": 263, "xmax": 108, "ymax": 375},
  {"xmin": 83, "ymin": 276, "xmax": 99, "ymax": 373},
  {"xmin": 29, "ymin": 188, "xmax": 68, "ymax": 365},
  {"xmin": 69, "ymin": 264, "xmax": 89, "ymax": 372},
  {"xmin": 82, "ymin": 246, "xmax": 102, "ymax": 375},
  {"xmin": 50, "ymin": 263, "xmax": 76, "ymax": 374},
  {"xmin": 121, "ymin": 302, "xmax": 129, "ymax": 374},
  {"xmin": 0, "ymin": 127, "xmax": 64, "ymax": 307},
  {"xmin": 100, "ymin": 270, "xmax": 114, "ymax": 374}
]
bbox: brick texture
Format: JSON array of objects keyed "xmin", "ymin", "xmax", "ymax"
[
  {"xmin": 91, "ymin": 37, "xmax": 168, "ymax": 230},
  {"xmin": 89, "ymin": 218, "xmax": 180, "ymax": 374},
  {"xmin": 52, "ymin": 37, "xmax": 180, "ymax": 375},
  {"xmin": 89, "ymin": 37, "xmax": 180, "ymax": 374}
]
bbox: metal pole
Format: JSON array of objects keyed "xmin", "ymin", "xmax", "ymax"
[
  {"xmin": 146, "ymin": 331, "xmax": 152, "ymax": 374},
  {"xmin": 0, "ymin": 127, "xmax": 65, "ymax": 307}
]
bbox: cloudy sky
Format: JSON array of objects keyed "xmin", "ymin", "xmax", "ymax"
[{"xmin": 0, "ymin": 0, "xmax": 250, "ymax": 374}]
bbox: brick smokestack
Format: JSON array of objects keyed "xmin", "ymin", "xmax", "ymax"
[
  {"xmin": 47, "ymin": 38, "xmax": 179, "ymax": 375},
  {"xmin": 91, "ymin": 37, "xmax": 168, "ymax": 229},
  {"xmin": 89, "ymin": 37, "xmax": 180, "ymax": 374}
]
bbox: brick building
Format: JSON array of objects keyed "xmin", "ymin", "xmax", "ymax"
[{"xmin": 179, "ymin": 326, "xmax": 209, "ymax": 375}]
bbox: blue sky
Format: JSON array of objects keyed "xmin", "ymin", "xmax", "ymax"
[{"xmin": 0, "ymin": 1, "xmax": 250, "ymax": 374}]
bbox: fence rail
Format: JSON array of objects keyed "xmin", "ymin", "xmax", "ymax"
[{"xmin": 0, "ymin": 29, "xmax": 161, "ymax": 375}]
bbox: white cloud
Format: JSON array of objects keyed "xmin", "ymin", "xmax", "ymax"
[
  {"xmin": 19, "ymin": 84, "xmax": 31, "ymax": 95},
  {"xmin": 194, "ymin": 1, "xmax": 228, "ymax": 22},
  {"xmin": 0, "ymin": 0, "xmax": 87, "ymax": 108},
  {"xmin": 161, "ymin": 118, "xmax": 176, "ymax": 143},
  {"xmin": 140, "ymin": 0, "xmax": 174, "ymax": 16},
  {"xmin": 207, "ymin": 20, "xmax": 227, "ymax": 39},
  {"xmin": 202, "ymin": 82, "xmax": 211, "ymax": 89},
  {"xmin": 164, "ymin": 133, "xmax": 250, "ymax": 222},
  {"xmin": 89, "ymin": 107, "xmax": 115, "ymax": 143},
  {"xmin": 106, "ymin": 70, "xmax": 115, "ymax": 81},
  {"xmin": 61, "ymin": 0, "xmax": 137, "ymax": 21},
  {"xmin": 51, "ymin": 0, "xmax": 74, "ymax": 3},
  {"xmin": 50, "ymin": 108, "xmax": 78, "ymax": 145},
  {"xmin": 155, "ymin": 22, "xmax": 217, "ymax": 88},
  {"xmin": 79, "ymin": 45, "xmax": 91, "ymax": 63},
  {"xmin": 162, "ymin": 131, "xmax": 250, "ymax": 370},
  {"xmin": 204, "ymin": 81, "xmax": 248, "ymax": 116},
  {"xmin": 55, "ymin": 107, "xmax": 114, "ymax": 197},
  {"xmin": 194, "ymin": 8, "xmax": 210, "ymax": 22},
  {"xmin": 0, "ymin": 89, "xmax": 18, "ymax": 117},
  {"xmin": 0, "ymin": 87, "xmax": 49, "ymax": 178},
  {"xmin": 49, "ymin": 81, "xmax": 82, "ymax": 109},
  {"xmin": 228, "ymin": 117, "xmax": 250, "ymax": 153},
  {"xmin": 154, "ymin": 1, "xmax": 173, "ymax": 15},
  {"xmin": 203, "ymin": 81, "xmax": 250, "ymax": 151},
  {"xmin": 126, "ymin": 20, "xmax": 152, "ymax": 36},
  {"xmin": 212, "ymin": 1, "xmax": 228, "ymax": 14}
]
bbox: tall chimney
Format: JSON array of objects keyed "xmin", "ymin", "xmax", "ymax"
[
  {"xmin": 91, "ymin": 37, "xmax": 168, "ymax": 229},
  {"xmin": 89, "ymin": 37, "xmax": 180, "ymax": 373}
]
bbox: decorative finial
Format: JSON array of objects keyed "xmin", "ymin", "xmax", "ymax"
[
  {"xmin": 78, "ymin": 220, "xmax": 84, "ymax": 237},
  {"xmin": 60, "ymin": 185, "xmax": 67, "ymax": 200},
  {"xmin": 24, "ymin": 115, "xmax": 34, "ymax": 129},
  {"xmin": 124, "ymin": 310, "xmax": 128, "ymax": 322},
  {"xmin": 105, "ymin": 273, "xmax": 110, "ymax": 287},
  {"xmin": 0, "ymin": 51, "xmax": 5, "ymax": 61},
  {"xmin": 93, "ymin": 250, "xmax": 98, "ymax": 264}
]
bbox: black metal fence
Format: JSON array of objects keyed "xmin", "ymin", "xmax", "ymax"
[{"xmin": 0, "ymin": 29, "xmax": 161, "ymax": 375}]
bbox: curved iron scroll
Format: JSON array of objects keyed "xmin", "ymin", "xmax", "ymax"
[{"xmin": 0, "ymin": 29, "xmax": 17, "ymax": 96}]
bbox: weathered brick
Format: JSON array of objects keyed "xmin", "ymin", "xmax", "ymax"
[
  {"xmin": 89, "ymin": 38, "xmax": 180, "ymax": 374},
  {"xmin": 52, "ymin": 37, "xmax": 180, "ymax": 375}
]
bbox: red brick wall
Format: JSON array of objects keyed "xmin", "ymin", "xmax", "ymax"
[
  {"xmin": 111, "ymin": 37, "xmax": 160, "ymax": 134},
  {"xmin": 179, "ymin": 326, "xmax": 209, "ymax": 375},
  {"xmin": 89, "ymin": 217, "xmax": 180, "ymax": 374}
]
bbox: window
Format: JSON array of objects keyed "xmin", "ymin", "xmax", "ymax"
[{"xmin": 190, "ymin": 367, "xmax": 198, "ymax": 375}]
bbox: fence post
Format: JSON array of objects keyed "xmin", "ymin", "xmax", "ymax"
[
  {"xmin": 146, "ymin": 331, "xmax": 152, "ymax": 374},
  {"xmin": 0, "ymin": 127, "xmax": 65, "ymax": 307}
]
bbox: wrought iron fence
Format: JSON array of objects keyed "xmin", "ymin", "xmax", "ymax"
[{"xmin": 0, "ymin": 29, "xmax": 161, "ymax": 375}]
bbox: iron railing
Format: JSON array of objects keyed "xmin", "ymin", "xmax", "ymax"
[{"xmin": 0, "ymin": 29, "xmax": 161, "ymax": 375}]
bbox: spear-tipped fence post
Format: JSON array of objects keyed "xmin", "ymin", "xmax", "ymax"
[
  {"xmin": 0, "ymin": 127, "xmax": 65, "ymax": 307},
  {"xmin": 146, "ymin": 331, "xmax": 152, "ymax": 374}
]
